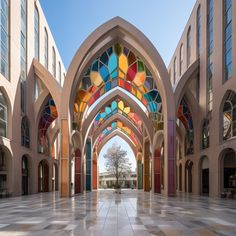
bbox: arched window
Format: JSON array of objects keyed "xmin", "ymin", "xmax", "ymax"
[
  {"xmin": 21, "ymin": 116, "xmax": 30, "ymax": 148},
  {"xmin": 52, "ymin": 47, "xmax": 56, "ymax": 77},
  {"xmin": 0, "ymin": 0, "xmax": 9, "ymax": 79},
  {"xmin": 187, "ymin": 27, "xmax": 191, "ymax": 67},
  {"xmin": 196, "ymin": 5, "xmax": 201, "ymax": 57},
  {"xmin": 223, "ymin": 0, "xmax": 232, "ymax": 82},
  {"xmin": 0, "ymin": 91, "xmax": 7, "ymax": 137},
  {"xmin": 34, "ymin": 5, "xmax": 39, "ymax": 60},
  {"xmin": 223, "ymin": 91, "xmax": 236, "ymax": 140},
  {"xmin": 180, "ymin": 44, "xmax": 183, "ymax": 76},
  {"xmin": 202, "ymin": 119, "xmax": 209, "ymax": 149},
  {"xmin": 44, "ymin": 28, "xmax": 48, "ymax": 69}
]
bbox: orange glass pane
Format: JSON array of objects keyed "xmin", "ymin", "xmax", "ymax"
[
  {"xmin": 90, "ymin": 71, "xmax": 103, "ymax": 87},
  {"xmin": 133, "ymin": 72, "xmax": 146, "ymax": 87}
]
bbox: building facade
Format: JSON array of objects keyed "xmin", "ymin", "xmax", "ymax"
[
  {"xmin": 99, "ymin": 172, "xmax": 137, "ymax": 189},
  {"xmin": 0, "ymin": 0, "xmax": 235, "ymax": 198}
]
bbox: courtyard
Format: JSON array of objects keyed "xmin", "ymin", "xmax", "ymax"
[{"xmin": 0, "ymin": 190, "xmax": 235, "ymax": 236}]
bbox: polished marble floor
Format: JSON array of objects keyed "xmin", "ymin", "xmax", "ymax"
[{"xmin": 0, "ymin": 190, "xmax": 235, "ymax": 236}]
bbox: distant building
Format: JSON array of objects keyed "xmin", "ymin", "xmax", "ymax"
[{"xmin": 99, "ymin": 172, "xmax": 137, "ymax": 189}]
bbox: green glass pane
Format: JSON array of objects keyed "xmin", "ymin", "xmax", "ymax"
[
  {"xmin": 114, "ymin": 43, "xmax": 122, "ymax": 56},
  {"xmin": 138, "ymin": 61, "xmax": 144, "ymax": 72}
]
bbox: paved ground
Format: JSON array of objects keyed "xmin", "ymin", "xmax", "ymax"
[{"xmin": 0, "ymin": 190, "xmax": 235, "ymax": 235}]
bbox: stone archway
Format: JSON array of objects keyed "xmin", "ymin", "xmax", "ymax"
[{"xmin": 59, "ymin": 17, "xmax": 176, "ymax": 197}]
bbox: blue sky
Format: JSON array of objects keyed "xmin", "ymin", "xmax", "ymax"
[
  {"xmin": 40, "ymin": 0, "xmax": 196, "ymax": 69},
  {"xmin": 39, "ymin": 1, "xmax": 196, "ymax": 171}
]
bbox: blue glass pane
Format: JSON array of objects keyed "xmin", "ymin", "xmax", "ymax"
[
  {"xmin": 111, "ymin": 70, "xmax": 118, "ymax": 79},
  {"xmin": 148, "ymin": 102, "xmax": 157, "ymax": 112},
  {"xmin": 92, "ymin": 60, "xmax": 98, "ymax": 71},
  {"xmin": 108, "ymin": 53, "xmax": 118, "ymax": 74},
  {"xmin": 100, "ymin": 52, "xmax": 109, "ymax": 65},
  {"xmin": 105, "ymin": 107, "xmax": 111, "ymax": 114},
  {"xmin": 105, "ymin": 82, "xmax": 111, "ymax": 92},
  {"xmin": 111, "ymin": 101, "xmax": 117, "ymax": 110},
  {"xmin": 100, "ymin": 64, "xmax": 109, "ymax": 82},
  {"xmin": 95, "ymin": 114, "xmax": 100, "ymax": 121},
  {"xmin": 107, "ymin": 47, "xmax": 113, "ymax": 56},
  {"xmin": 101, "ymin": 112, "xmax": 106, "ymax": 119}
]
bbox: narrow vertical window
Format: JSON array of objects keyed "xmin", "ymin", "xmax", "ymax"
[
  {"xmin": 187, "ymin": 27, "xmax": 191, "ymax": 67},
  {"xmin": 0, "ymin": 0, "xmax": 9, "ymax": 79},
  {"xmin": 20, "ymin": 0, "xmax": 27, "ymax": 113},
  {"xmin": 180, "ymin": 44, "xmax": 183, "ymax": 76},
  {"xmin": 207, "ymin": 0, "xmax": 213, "ymax": 111},
  {"xmin": 52, "ymin": 47, "xmax": 56, "ymax": 78},
  {"xmin": 223, "ymin": 0, "xmax": 232, "ymax": 82},
  {"xmin": 196, "ymin": 5, "xmax": 201, "ymax": 57},
  {"xmin": 58, "ymin": 61, "xmax": 61, "ymax": 85},
  {"xmin": 174, "ymin": 57, "xmax": 177, "ymax": 84},
  {"xmin": 34, "ymin": 6, "xmax": 39, "ymax": 60},
  {"xmin": 0, "ymin": 90, "xmax": 7, "ymax": 137},
  {"xmin": 44, "ymin": 28, "xmax": 48, "ymax": 69}
]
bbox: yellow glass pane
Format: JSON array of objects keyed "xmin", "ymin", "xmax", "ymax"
[
  {"xmin": 78, "ymin": 90, "xmax": 91, "ymax": 102},
  {"xmin": 90, "ymin": 71, "xmax": 103, "ymax": 87},
  {"xmin": 119, "ymin": 53, "xmax": 128, "ymax": 74},
  {"xmin": 123, "ymin": 107, "xmax": 130, "ymax": 114},
  {"xmin": 133, "ymin": 72, "xmax": 146, "ymax": 87},
  {"xmin": 119, "ymin": 70, "xmax": 125, "ymax": 79},
  {"xmin": 118, "ymin": 101, "xmax": 124, "ymax": 110},
  {"xmin": 74, "ymin": 103, "xmax": 79, "ymax": 113},
  {"xmin": 79, "ymin": 102, "xmax": 86, "ymax": 112},
  {"xmin": 139, "ymin": 85, "xmax": 148, "ymax": 94},
  {"xmin": 137, "ymin": 90, "xmax": 142, "ymax": 100}
]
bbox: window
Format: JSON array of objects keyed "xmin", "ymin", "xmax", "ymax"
[
  {"xmin": 180, "ymin": 44, "xmax": 183, "ymax": 76},
  {"xmin": 202, "ymin": 119, "xmax": 209, "ymax": 149},
  {"xmin": 58, "ymin": 61, "xmax": 61, "ymax": 85},
  {"xmin": 20, "ymin": 0, "xmax": 27, "ymax": 80},
  {"xmin": 223, "ymin": 0, "xmax": 232, "ymax": 82},
  {"xmin": 223, "ymin": 91, "xmax": 236, "ymax": 140},
  {"xmin": 187, "ymin": 27, "xmax": 191, "ymax": 67},
  {"xmin": 0, "ymin": 147, "xmax": 6, "ymax": 171},
  {"xmin": 174, "ymin": 57, "xmax": 177, "ymax": 84},
  {"xmin": 21, "ymin": 116, "xmax": 30, "ymax": 148},
  {"xmin": 207, "ymin": 0, "xmax": 213, "ymax": 111},
  {"xmin": 34, "ymin": 6, "xmax": 39, "ymax": 60},
  {"xmin": 20, "ymin": 0, "xmax": 27, "ymax": 113},
  {"xmin": 44, "ymin": 28, "xmax": 48, "ymax": 69},
  {"xmin": 0, "ymin": 91, "xmax": 7, "ymax": 137},
  {"xmin": 52, "ymin": 47, "xmax": 56, "ymax": 77},
  {"xmin": 196, "ymin": 5, "xmax": 201, "ymax": 57},
  {"xmin": 0, "ymin": 0, "xmax": 9, "ymax": 79},
  {"xmin": 34, "ymin": 78, "xmax": 39, "ymax": 100}
]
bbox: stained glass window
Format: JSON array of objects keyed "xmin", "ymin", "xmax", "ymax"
[
  {"xmin": 74, "ymin": 43, "xmax": 163, "ymax": 130},
  {"xmin": 178, "ymin": 98, "xmax": 194, "ymax": 155},
  {"xmin": 223, "ymin": 90, "xmax": 236, "ymax": 140},
  {"xmin": 96, "ymin": 121, "xmax": 138, "ymax": 147},
  {"xmin": 94, "ymin": 98, "xmax": 142, "ymax": 131},
  {"xmin": 38, "ymin": 98, "xmax": 58, "ymax": 154}
]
